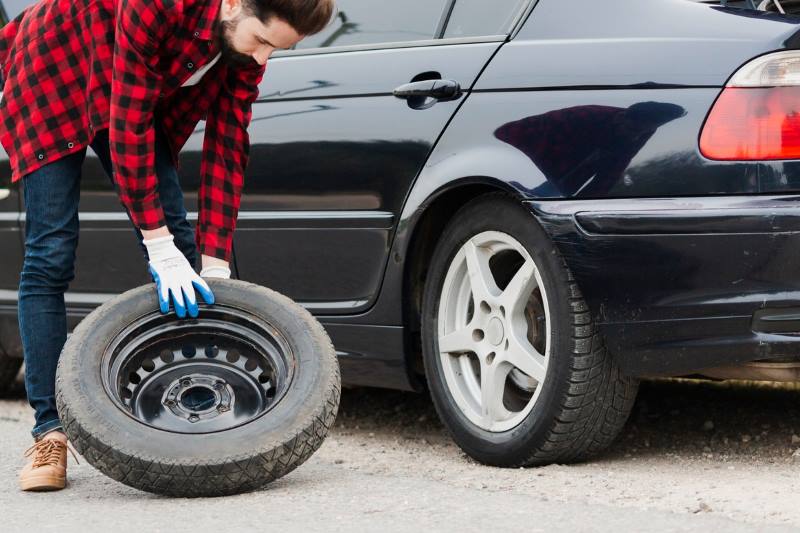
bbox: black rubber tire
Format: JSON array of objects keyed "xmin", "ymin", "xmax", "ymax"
[
  {"xmin": 56, "ymin": 279, "xmax": 340, "ymax": 497},
  {"xmin": 0, "ymin": 355, "xmax": 22, "ymax": 397},
  {"xmin": 421, "ymin": 192, "xmax": 638, "ymax": 467}
]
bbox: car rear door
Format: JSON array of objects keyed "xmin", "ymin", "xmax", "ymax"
[
  {"xmin": 225, "ymin": 0, "xmax": 531, "ymax": 315},
  {"xmin": 4, "ymin": 0, "xmax": 154, "ymax": 319}
]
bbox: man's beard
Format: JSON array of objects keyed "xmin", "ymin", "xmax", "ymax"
[{"xmin": 217, "ymin": 18, "xmax": 259, "ymax": 68}]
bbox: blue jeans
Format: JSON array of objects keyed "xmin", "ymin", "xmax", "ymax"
[{"xmin": 18, "ymin": 125, "xmax": 197, "ymax": 439}]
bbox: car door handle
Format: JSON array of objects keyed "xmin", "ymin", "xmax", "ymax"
[{"xmin": 393, "ymin": 79, "xmax": 462, "ymax": 102}]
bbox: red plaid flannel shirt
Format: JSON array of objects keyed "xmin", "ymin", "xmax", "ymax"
[{"xmin": 0, "ymin": 0, "xmax": 267, "ymax": 262}]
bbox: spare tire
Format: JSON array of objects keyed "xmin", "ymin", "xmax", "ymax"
[{"xmin": 55, "ymin": 279, "xmax": 340, "ymax": 497}]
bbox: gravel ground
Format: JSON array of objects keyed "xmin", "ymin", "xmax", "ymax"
[{"xmin": 2, "ymin": 374, "xmax": 800, "ymax": 531}]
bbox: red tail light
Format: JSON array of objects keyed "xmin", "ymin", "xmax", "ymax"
[{"xmin": 700, "ymin": 51, "xmax": 800, "ymax": 161}]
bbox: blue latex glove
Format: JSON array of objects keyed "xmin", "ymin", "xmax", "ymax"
[{"xmin": 143, "ymin": 234, "xmax": 215, "ymax": 318}]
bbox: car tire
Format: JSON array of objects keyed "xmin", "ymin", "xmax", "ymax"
[
  {"xmin": 0, "ymin": 355, "xmax": 22, "ymax": 397},
  {"xmin": 56, "ymin": 279, "xmax": 340, "ymax": 497},
  {"xmin": 421, "ymin": 192, "xmax": 638, "ymax": 467}
]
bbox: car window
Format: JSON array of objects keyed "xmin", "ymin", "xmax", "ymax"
[
  {"xmin": 443, "ymin": 0, "xmax": 529, "ymax": 38},
  {"xmin": 1, "ymin": 0, "xmax": 32, "ymax": 22},
  {"xmin": 295, "ymin": 0, "xmax": 450, "ymax": 50}
]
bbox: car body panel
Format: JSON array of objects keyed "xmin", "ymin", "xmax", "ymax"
[
  {"xmin": 182, "ymin": 41, "xmax": 504, "ymax": 315},
  {"xmin": 0, "ymin": 153, "xmax": 22, "ymax": 359},
  {"xmin": 3, "ymin": 0, "xmax": 800, "ymax": 391}
]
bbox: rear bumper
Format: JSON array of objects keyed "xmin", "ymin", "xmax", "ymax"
[{"xmin": 526, "ymin": 195, "xmax": 800, "ymax": 376}]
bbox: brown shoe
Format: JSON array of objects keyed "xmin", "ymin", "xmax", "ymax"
[{"xmin": 19, "ymin": 431, "xmax": 79, "ymax": 492}]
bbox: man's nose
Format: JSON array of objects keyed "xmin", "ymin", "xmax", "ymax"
[{"xmin": 253, "ymin": 48, "xmax": 271, "ymax": 65}]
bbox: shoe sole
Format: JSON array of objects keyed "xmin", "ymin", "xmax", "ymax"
[{"xmin": 19, "ymin": 474, "xmax": 66, "ymax": 492}]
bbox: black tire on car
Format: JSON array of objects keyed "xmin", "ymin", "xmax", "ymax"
[
  {"xmin": 0, "ymin": 354, "xmax": 22, "ymax": 397},
  {"xmin": 421, "ymin": 192, "xmax": 638, "ymax": 467},
  {"xmin": 56, "ymin": 279, "xmax": 340, "ymax": 497}
]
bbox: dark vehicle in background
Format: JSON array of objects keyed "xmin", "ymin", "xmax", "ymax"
[{"xmin": 2, "ymin": 0, "xmax": 800, "ymax": 466}]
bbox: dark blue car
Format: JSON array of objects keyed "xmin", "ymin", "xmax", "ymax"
[{"xmin": 1, "ymin": 0, "xmax": 800, "ymax": 465}]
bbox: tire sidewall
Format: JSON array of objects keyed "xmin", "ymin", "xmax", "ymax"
[{"xmin": 422, "ymin": 194, "xmax": 577, "ymax": 464}]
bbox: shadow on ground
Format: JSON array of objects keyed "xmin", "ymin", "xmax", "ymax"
[{"xmin": 336, "ymin": 378, "xmax": 800, "ymax": 464}]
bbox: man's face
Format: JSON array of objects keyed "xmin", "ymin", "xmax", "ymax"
[{"xmin": 217, "ymin": 0, "xmax": 305, "ymax": 67}]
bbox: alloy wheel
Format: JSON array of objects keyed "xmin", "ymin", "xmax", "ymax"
[{"xmin": 437, "ymin": 231, "xmax": 551, "ymax": 432}]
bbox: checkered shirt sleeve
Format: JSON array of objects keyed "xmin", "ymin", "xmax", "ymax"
[
  {"xmin": 109, "ymin": 0, "xmax": 179, "ymax": 231},
  {"xmin": 196, "ymin": 60, "xmax": 266, "ymax": 262}
]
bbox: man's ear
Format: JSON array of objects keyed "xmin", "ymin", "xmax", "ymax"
[{"xmin": 221, "ymin": 0, "xmax": 243, "ymax": 20}]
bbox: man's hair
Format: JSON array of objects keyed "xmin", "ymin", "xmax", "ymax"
[{"xmin": 243, "ymin": 0, "xmax": 337, "ymax": 36}]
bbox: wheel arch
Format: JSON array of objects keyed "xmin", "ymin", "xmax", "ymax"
[{"xmin": 400, "ymin": 179, "xmax": 530, "ymax": 382}]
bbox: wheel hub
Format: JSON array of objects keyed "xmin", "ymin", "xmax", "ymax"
[
  {"xmin": 486, "ymin": 317, "xmax": 505, "ymax": 346},
  {"xmin": 164, "ymin": 374, "xmax": 232, "ymax": 422}
]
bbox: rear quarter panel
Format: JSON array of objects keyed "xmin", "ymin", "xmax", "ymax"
[{"xmin": 398, "ymin": 0, "xmax": 800, "ymax": 376}]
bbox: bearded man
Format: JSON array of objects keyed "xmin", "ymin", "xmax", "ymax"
[{"xmin": 0, "ymin": 0, "xmax": 335, "ymax": 491}]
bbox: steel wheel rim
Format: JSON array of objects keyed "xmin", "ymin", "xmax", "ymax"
[
  {"xmin": 100, "ymin": 304, "xmax": 295, "ymax": 434},
  {"xmin": 437, "ymin": 230, "xmax": 551, "ymax": 433}
]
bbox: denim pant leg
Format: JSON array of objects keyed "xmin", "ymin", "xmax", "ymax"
[
  {"xmin": 18, "ymin": 149, "xmax": 87, "ymax": 439},
  {"xmin": 89, "ymin": 127, "xmax": 197, "ymax": 269}
]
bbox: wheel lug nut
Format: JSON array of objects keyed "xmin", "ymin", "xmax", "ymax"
[
  {"xmin": 165, "ymin": 399, "xmax": 176, "ymax": 407},
  {"xmin": 214, "ymin": 382, "xmax": 225, "ymax": 390},
  {"xmin": 188, "ymin": 415, "xmax": 199, "ymax": 422},
  {"xmin": 181, "ymin": 379, "xmax": 192, "ymax": 387},
  {"xmin": 217, "ymin": 405, "xmax": 229, "ymax": 413}
]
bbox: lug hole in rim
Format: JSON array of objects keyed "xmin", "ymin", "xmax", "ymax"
[
  {"xmin": 480, "ymin": 301, "xmax": 491, "ymax": 314},
  {"xmin": 205, "ymin": 345, "xmax": 219, "ymax": 358},
  {"xmin": 226, "ymin": 349, "xmax": 240, "ymax": 363},
  {"xmin": 141, "ymin": 358, "xmax": 155, "ymax": 372},
  {"xmin": 473, "ymin": 329, "xmax": 485, "ymax": 342},
  {"xmin": 182, "ymin": 344, "xmax": 196, "ymax": 358},
  {"xmin": 129, "ymin": 372, "xmax": 141, "ymax": 384},
  {"xmin": 160, "ymin": 350, "xmax": 174, "ymax": 363},
  {"xmin": 487, "ymin": 352, "xmax": 496, "ymax": 365}
]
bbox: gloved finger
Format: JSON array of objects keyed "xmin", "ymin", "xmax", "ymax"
[
  {"xmin": 149, "ymin": 266, "xmax": 170, "ymax": 314},
  {"xmin": 183, "ymin": 285, "xmax": 199, "ymax": 318},
  {"xmin": 192, "ymin": 277, "xmax": 215, "ymax": 305},
  {"xmin": 169, "ymin": 286, "xmax": 187, "ymax": 318}
]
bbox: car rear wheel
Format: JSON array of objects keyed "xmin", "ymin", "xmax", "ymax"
[
  {"xmin": 56, "ymin": 279, "xmax": 340, "ymax": 497},
  {"xmin": 0, "ymin": 355, "xmax": 22, "ymax": 397},
  {"xmin": 421, "ymin": 193, "xmax": 638, "ymax": 466}
]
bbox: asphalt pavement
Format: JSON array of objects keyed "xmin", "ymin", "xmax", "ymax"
[{"xmin": 2, "ymin": 376, "xmax": 800, "ymax": 532}]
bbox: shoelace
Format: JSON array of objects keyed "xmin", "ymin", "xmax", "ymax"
[{"xmin": 24, "ymin": 439, "xmax": 80, "ymax": 468}]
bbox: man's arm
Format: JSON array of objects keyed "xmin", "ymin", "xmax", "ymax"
[
  {"xmin": 110, "ymin": 0, "xmax": 180, "ymax": 233},
  {"xmin": 196, "ymin": 60, "xmax": 267, "ymax": 265},
  {"xmin": 110, "ymin": 0, "xmax": 217, "ymax": 317}
]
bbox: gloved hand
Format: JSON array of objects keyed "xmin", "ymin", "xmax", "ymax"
[{"xmin": 143, "ymin": 234, "xmax": 215, "ymax": 318}]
